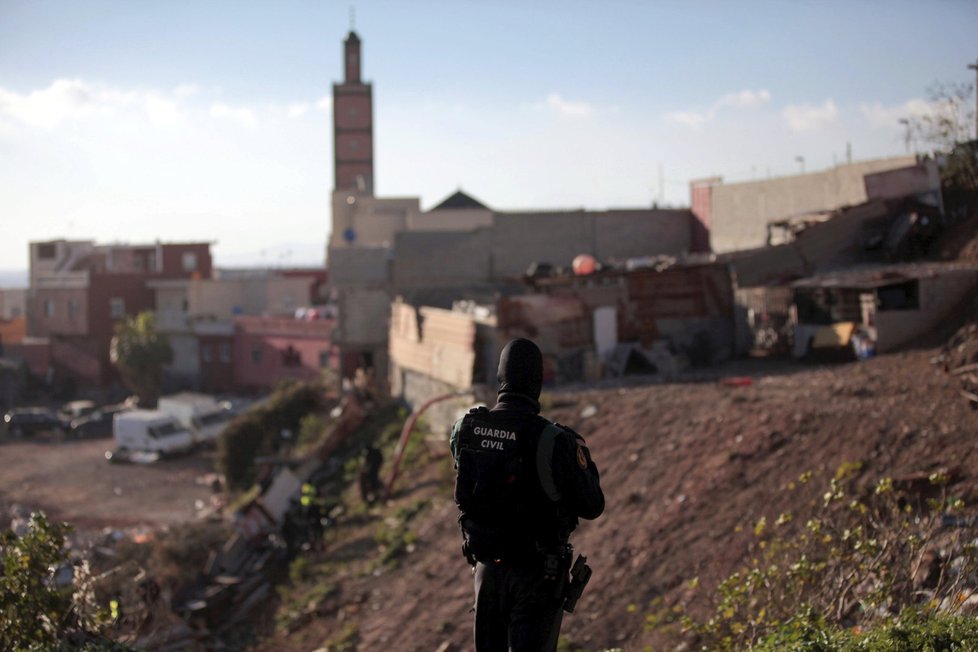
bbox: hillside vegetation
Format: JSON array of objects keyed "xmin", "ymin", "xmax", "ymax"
[{"xmin": 257, "ymin": 338, "xmax": 978, "ymax": 650}]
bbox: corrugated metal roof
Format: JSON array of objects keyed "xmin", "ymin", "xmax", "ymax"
[{"xmin": 791, "ymin": 262, "xmax": 978, "ymax": 289}]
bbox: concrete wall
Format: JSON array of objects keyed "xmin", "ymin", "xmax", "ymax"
[
  {"xmin": 392, "ymin": 229, "xmax": 492, "ymax": 289},
  {"xmin": 710, "ymin": 156, "xmax": 917, "ymax": 253},
  {"xmin": 397, "ymin": 368, "xmax": 475, "ymax": 437},
  {"xmin": 875, "ymin": 269, "xmax": 978, "ymax": 352},
  {"xmin": 336, "ymin": 287, "xmax": 392, "ymax": 346},
  {"xmin": 186, "ymin": 277, "xmax": 310, "ymax": 320},
  {"xmin": 864, "ymin": 160, "xmax": 941, "ymax": 204},
  {"xmin": 330, "ymin": 193, "xmax": 419, "ymax": 248},
  {"xmin": 406, "ymin": 207, "xmax": 493, "ymax": 232},
  {"xmin": 388, "ymin": 300, "xmax": 479, "ymax": 390},
  {"xmin": 491, "ymin": 209, "xmax": 692, "ymax": 278},
  {"xmin": 328, "ymin": 246, "xmax": 390, "ymax": 287}
]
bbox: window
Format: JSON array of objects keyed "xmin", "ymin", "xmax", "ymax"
[
  {"xmin": 109, "ymin": 298, "xmax": 125, "ymax": 319},
  {"xmin": 44, "ymin": 299, "xmax": 55, "ymax": 317},
  {"xmin": 219, "ymin": 342, "xmax": 232, "ymax": 363},
  {"xmin": 877, "ymin": 280, "xmax": 920, "ymax": 311},
  {"xmin": 182, "ymin": 252, "xmax": 198, "ymax": 272},
  {"xmin": 319, "ymin": 351, "xmax": 331, "ymax": 368},
  {"xmin": 201, "ymin": 344, "xmax": 214, "ymax": 363},
  {"xmin": 282, "ymin": 345, "xmax": 301, "ymax": 367},
  {"xmin": 194, "ymin": 411, "xmax": 230, "ymax": 428},
  {"xmin": 37, "ymin": 243, "xmax": 56, "ymax": 259},
  {"xmin": 68, "ymin": 299, "xmax": 79, "ymax": 319},
  {"xmin": 251, "ymin": 347, "xmax": 262, "ymax": 365},
  {"xmin": 148, "ymin": 421, "xmax": 182, "ymax": 438}
]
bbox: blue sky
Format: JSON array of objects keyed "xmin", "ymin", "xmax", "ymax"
[{"xmin": 1, "ymin": 0, "xmax": 976, "ymax": 280}]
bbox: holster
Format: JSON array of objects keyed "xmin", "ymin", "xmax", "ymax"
[{"xmin": 562, "ymin": 553, "xmax": 593, "ymax": 613}]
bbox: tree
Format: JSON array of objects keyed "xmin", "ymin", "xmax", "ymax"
[
  {"xmin": 903, "ymin": 81, "xmax": 978, "ymax": 197},
  {"xmin": 109, "ymin": 311, "xmax": 172, "ymax": 407}
]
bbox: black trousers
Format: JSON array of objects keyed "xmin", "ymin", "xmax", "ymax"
[{"xmin": 473, "ymin": 560, "xmax": 564, "ymax": 652}]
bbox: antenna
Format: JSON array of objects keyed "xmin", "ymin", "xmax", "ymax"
[{"xmin": 349, "ymin": 6, "xmax": 356, "ymax": 31}]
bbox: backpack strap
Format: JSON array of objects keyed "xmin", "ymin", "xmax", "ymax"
[{"xmin": 536, "ymin": 423, "xmax": 563, "ymax": 502}]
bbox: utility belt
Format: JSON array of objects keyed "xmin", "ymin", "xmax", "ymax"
[
  {"xmin": 543, "ymin": 544, "xmax": 593, "ymax": 613},
  {"xmin": 463, "ymin": 538, "xmax": 592, "ymax": 613}
]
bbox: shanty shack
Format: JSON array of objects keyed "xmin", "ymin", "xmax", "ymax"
[
  {"xmin": 387, "ymin": 261, "xmax": 738, "ymax": 433},
  {"xmin": 791, "ymin": 262, "xmax": 978, "ymax": 358}
]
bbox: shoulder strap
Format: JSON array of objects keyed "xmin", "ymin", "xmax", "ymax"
[{"xmin": 536, "ymin": 423, "xmax": 563, "ymax": 502}]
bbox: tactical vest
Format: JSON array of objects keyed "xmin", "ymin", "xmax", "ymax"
[{"xmin": 454, "ymin": 408, "xmax": 571, "ymax": 562}]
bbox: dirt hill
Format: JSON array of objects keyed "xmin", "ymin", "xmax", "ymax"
[{"xmin": 260, "ymin": 342, "xmax": 978, "ymax": 651}]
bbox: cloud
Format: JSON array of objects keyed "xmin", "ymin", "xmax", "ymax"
[
  {"xmin": 667, "ymin": 88, "xmax": 771, "ymax": 127},
  {"xmin": 717, "ymin": 89, "xmax": 771, "ymax": 109},
  {"xmin": 666, "ymin": 110, "xmax": 710, "ymax": 127},
  {"xmin": 287, "ymin": 102, "xmax": 310, "ymax": 119},
  {"xmin": 173, "ymin": 84, "xmax": 199, "ymax": 98},
  {"xmin": 209, "ymin": 103, "xmax": 258, "ymax": 128},
  {"xmin": 859, "ymin": 98, "xmax": 936, "ymax": 129},
  {"xmin": 782, "ymin": 100, "xmax": 838, "ymax": 131},
  {"xmin": 0, "ymin": 79, "xmax": 125, "ymax": 128},
  {"xmin": 0, "ymin": 78, "xmax": 196, "ymax": 129},
  {"xmin": 143, "ymin": 93, "xmax": 185, "ymax": 126},
  {"xmin": 545, "ymin": 93, "xmax": 593, "ymax": 117},
  {"xmin": 0, "ymin": 78, "xmax": 332, "ymax": 132}
]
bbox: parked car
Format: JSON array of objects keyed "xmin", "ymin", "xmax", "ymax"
[
  {"xmin": 68, "ymin": 404, "xmax": 131, "ymax": 439},
  {"xmin": 2, "ymin": 407, "xmax": 63, "ymax": 437},
  {"xmin": 58, "ymin": 400, "xmax": 98, "ymax": 427}
]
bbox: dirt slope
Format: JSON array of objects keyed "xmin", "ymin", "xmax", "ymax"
[{"xmin": 265, "ymin": 348, "xmax": 978, "ymax": 651}]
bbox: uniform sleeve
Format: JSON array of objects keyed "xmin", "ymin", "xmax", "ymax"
[
  {"xmin": 552, "ymin": 426, "xmax": 604, "ymax": 520},
  {"xmin": 449, "ymin": 418, "xmax": 464, "ymax": 464}
]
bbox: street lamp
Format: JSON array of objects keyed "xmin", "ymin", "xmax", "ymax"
[{"xmin": 795, "ymin": 156, "xmax": 805, "ymax": 174}]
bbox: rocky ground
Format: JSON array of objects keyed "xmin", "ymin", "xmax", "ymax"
[
  {"xmin": 6, "ymin": 340, "xmax": 973, "ymax": 651},
  {"xmin": 257, "ymin": 339, "xmax": 978, "ymax": 652},
  {"xmin": 0, "ymin": 434, "xmax": 216, "ymax": 539}
]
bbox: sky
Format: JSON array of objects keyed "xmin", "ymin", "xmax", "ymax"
[{"xmin": 1, "ymin": 0, "xmax": 976, "ymax": 283}]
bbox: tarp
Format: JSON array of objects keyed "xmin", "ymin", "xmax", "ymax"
[{"xmin": 812, "ymin": 322, "xmax": 857, "ymax": 348}]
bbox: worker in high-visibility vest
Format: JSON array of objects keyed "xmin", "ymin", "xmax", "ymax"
[
  {"xmin": 109, "ymin": 594, "xmax": 122, "ymax": 624},
  {"xmin": 299, "ymin": 482, "xmax": 325, "ymax": 551}
]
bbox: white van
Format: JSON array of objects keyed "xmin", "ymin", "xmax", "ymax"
[
  {"xmin": 157, "ymin": 393, "xmax": 233, "ymax": 446},
  {"xmin": 113, "ymin": 410, "xmax": 195, "ymax": 455}
]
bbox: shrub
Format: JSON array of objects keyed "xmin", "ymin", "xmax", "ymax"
[
  {"xmin": 0, "ymin": 513, "xmax": 115, "ymax": 651},
  {"xmin": 660, "ymin": 465, "xmax": 978, "ymax": 651},
  {"xmin": 218, "ymin": 380, "xmax": 326, "ymax": 490}
]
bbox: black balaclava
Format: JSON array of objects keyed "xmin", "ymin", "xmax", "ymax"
[{"xmin": 497, "ymin": 338, "xmax": 543, "ymax": 410}]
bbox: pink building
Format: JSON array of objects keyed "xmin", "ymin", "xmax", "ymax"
[{"xmin": 232, "ymin": 316, "xmax": 339, "ymax": 392}]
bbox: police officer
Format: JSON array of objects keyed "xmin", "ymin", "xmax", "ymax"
[{"xmin": 451, "ymin": 338, "xmax": 604, "ymax": 652}]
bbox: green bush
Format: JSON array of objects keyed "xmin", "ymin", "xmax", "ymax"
[
  {"xmin": 754, "ymin": 609, "xmax": 978, "ymax": 651},
  {"xmin": 0, "ymin": 513, "xmax": 117, "ymax": 651},
  {"xmin": 658, "ymin": 465, "xmax": 978, "ymax": 651},
  {"xmin": 218, "ymin": 380, "xmax": 326, "ymax": 490}
]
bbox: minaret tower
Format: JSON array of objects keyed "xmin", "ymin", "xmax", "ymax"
[{"xmin": 333, "ymin": 30, "xmax": 374, "ymax": 195}]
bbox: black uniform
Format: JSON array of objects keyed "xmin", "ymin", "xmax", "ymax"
[{"xmin": 451, "ymin": 338, "xmax": 604, "ymax": 652}]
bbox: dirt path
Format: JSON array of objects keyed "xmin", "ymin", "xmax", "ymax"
[{"xmin": 0, "ymin": 435, "xmax": 215, "ymax": 533}]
